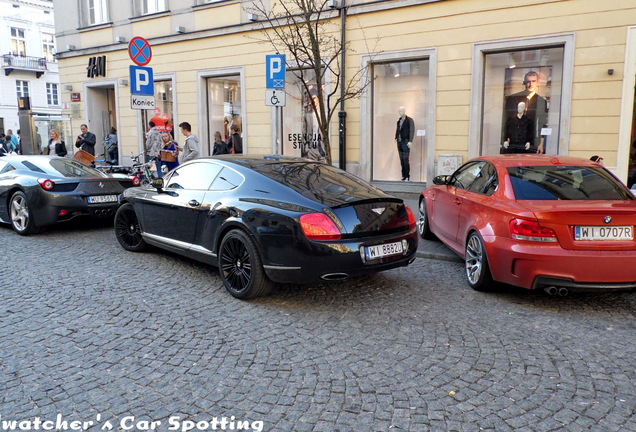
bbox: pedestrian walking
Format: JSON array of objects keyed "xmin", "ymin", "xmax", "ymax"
[{"xmin": 178, "ymin": 122, "xmax": 200, "ymax": 163}]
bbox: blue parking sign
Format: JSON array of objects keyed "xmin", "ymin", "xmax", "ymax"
[
  {"xmin": 130, "ymin": 65, "xmax": 154, "ymax": 96},
  {"xmin": 266, "ymin": 54, "xmax": 286, "ymax": 89}
]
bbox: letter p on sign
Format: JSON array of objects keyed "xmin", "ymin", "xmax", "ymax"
[
  {"xmin": 266, "ymin": 54, "xmax": 286, "ymax": 89},
  {"xmin": 130, "ymin": 65, "xmax": 155, "ymax": 96}
]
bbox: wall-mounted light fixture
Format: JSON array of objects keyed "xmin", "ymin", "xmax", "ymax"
[
  {"xmin": 63, "ymin": 84, "xmax": 73, "ymax": 91},
  {"xmin": 116, "ymin": 36, "xmax": 126, "ymax": 43},
  {"xmin": 608, "ymin": 68, "xmax": 614, "ymax": 75},
  {"xmin": 175, "ymin": 26, "xmax": 185, "ymax": 34},
  {"xmin": 248, "ymin": 13, "xmax": 259, "ymax": 21},
  {"xmin": 327, "ymin": 0, "xmax": 339, "ymax": 8},
  {"xmin": 119, "ymin": 79, "xmax": 128, "ymax": 86},
  {"xmin": 66, "ymin": 44, "xmax": 75, "ymax": 51}
]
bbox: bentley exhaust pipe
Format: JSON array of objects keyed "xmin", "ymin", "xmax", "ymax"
[{"xmin": 321, "ymin": 273, "xmax": 349, "ymax": 281}]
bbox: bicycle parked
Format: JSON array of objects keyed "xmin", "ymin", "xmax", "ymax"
[
  {"xmin": 91, "ymin": 154, "xmax": 133, "ymax": 175},
  {"xmin": 130, "ymin": 153, "xmax": 157, "ymax": 186}
]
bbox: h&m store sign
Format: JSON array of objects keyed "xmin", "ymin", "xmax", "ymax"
[{"xmin": 86, "ymin": 56, "xmax": 106, "ymax": 78}]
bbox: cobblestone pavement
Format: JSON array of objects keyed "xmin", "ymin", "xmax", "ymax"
[{"xmin": 1, "ymin": 222, "xmax": 635, "ymax": 432}]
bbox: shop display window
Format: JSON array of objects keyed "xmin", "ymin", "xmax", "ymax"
[
  {"xmin": 206, "ymin": 76, "xmax": 242, "ymax": 156},
  {"xmin": 371, "ymin": 59, "xmax": 429, "ymax": 182},
  {"xmin": 481, "ymin": 46, "xmax": 564, "ymax": 156},
  {"xmin": 282, "ymin": 69, "xmax": 327, "ymax": 162}
]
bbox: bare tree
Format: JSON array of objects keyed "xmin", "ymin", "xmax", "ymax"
[{"xmin": 247, "ymin": 0, "xmax": 377, "ymax": 165}]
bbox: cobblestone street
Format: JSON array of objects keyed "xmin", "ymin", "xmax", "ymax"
[{"xmin": 1, "ymin": 223, "xmax": 635, "ymax": 431}]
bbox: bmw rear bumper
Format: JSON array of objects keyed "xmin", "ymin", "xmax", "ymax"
[{"xmin": 485, "ymin": 236, "xmax": 636, "ymax": 290}]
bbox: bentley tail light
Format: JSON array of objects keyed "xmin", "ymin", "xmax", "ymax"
[
  {"xmin": 509, "ymin": 218, "xmax": 557, "ymax": 242},
  {"xmin": 300, "ymin": 213, "xmax": 342, "ymax": 241},
  {"xmin": 38, "ymin": 178, "xmax": 55, "ymax": 191}
]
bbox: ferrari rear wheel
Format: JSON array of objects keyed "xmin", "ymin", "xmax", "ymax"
[
  {"xmin": 465, "ymin": 231, "xmax": 493, "ymax": 291},
  {"xmin": 219, "ymin": 229, "xmax": 272, "ymax": 299},
  {"xmin": 9, "ymin": 191, "xmax": 37, "ymax": 236},
  {"xmin": 114, "ymin": 203, "xmax": 147, "ymax": 252},
  {"xmin": 418, "ymin": 198, "xmax": 435, "ymax": 240}
]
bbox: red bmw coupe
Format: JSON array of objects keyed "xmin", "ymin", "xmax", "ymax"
[{"xmin": 418, "ymin": 154, "xmax": 636, "ymax": 295}]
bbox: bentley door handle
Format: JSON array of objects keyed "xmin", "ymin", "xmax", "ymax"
[{"xmin": 188, "ymin": 200, "xmax": 201, "ymax": 207}]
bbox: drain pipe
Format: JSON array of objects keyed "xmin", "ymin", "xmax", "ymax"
[{"xmin": 338, "ymin": 2, "xmax": 347, "ymax": 170}]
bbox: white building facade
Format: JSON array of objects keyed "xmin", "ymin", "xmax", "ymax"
[{"xmin": 0, "ymin": 0, "xmax": 62, "ymax": 148}]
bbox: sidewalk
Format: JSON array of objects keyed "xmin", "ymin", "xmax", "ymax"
[{"xmin": 403, "ymin": 198, "xmax": 463, "ymax": 263}]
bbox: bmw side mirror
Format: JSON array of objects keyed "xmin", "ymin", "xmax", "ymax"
[{"xmin": 433, "ymin": 175, "xmax": 449, "ymax": 185}]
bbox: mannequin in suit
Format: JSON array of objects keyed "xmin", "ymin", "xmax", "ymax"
[
  {"xmin": 502, "ymin": 102, "xmax": 534, "ymax": 153},
  {"xmin": 395, "ymin": 106, "xmax": 415, "ymax": 181}
]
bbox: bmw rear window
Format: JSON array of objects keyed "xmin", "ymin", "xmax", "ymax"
[{"xmin": 508, "ymin": 166, "xmax": 633, "ymax": 200}]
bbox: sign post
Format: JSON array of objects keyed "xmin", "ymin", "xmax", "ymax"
[
  {"xmin": 266, "ymin": 54, "xmax": 286, "ymax": 153},
  {"xmin": 128, "ymin": 37, "xmax": 155, "ymax": 110}
]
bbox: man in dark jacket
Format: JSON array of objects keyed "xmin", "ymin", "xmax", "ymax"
[{"xmin": 75, "ymin": 124, "xmax": 96, "ymax": 155}]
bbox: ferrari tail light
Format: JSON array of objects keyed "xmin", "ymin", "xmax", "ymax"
[
  {"xmin": 131, "ymin": 176, "xmax": 141, "ymax": 186},
  {"xmin": 405, "ymin": 205, "xmax": 416, "ymax": 230},
  {"xmin": 300, "ymin": 212, "xmax": 342, "ymax": 241},
  {"xmin": 509, "ymin": 218, "xmax": 557, "ymax": 242},
  {"xmin": 38, "ymin": 178, "xmax": 55, "ymax": 191}
]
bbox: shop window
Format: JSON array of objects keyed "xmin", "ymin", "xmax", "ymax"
[
  {"xmin": 140, "ymin": 80, "xmax": 174, "ymax": 143},
  {"xmin": 372, "ymin": 59, "xmax": 429, "ymax": 182},
  {"xmin": 205, "ymin": 75, "xmax": 242, "ymax": 156},
  {"xmin": 80, "ymin": 0, "xmax": 109, "ymax": 26},
  {"xmin": 481, "ymin": 46, "xmax": 564, "ymax": 156},
  {"xmin": 282, "ymin": 69, "xmax": 327, "ymax": 162}
]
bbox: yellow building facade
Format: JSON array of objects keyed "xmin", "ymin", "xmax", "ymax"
[{"xmin": 52, "ymin": 0, "xmax": 636, "ymax": 189}]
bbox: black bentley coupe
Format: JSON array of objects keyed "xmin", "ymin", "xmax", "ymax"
[{"xmin": 114, "ymin": 155, "xmax": 418, "ymax": 299}]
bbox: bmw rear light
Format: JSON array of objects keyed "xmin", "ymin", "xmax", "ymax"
[
  {"xmin": 38, "ymin": 178, "xmax": 55, "ymax": 191},
  {"xmin": 509, "ymin": 218, "xmax": 557, "ymax": 242},
  {"xmin": 406, "ymin": 205, "xmax": 416, "ymax": 229},
  {"xmin": 300, "ymin": 212, "xmax": 342, "ymax": 240}
]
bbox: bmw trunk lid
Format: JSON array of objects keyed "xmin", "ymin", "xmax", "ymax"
[{"xmin": 518, "ymin": 200, "xmax": 636, "ymax": 251}]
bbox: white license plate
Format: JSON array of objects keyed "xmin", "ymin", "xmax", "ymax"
[
  {"xmin": 574, "ymin": 225, "xmax": 633, "ymax": 241},
  {"xmin": 87, "ymin": 195, "xmax": 117, "ymax": 204},
  {"xmin": 365, "ymin": 241, "xmax": 404, "ymax": 260}
]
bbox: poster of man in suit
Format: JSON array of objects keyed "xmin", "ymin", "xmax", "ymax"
[{"xmin": 502, "ymin": 70, "xmax": 549, "ymax": 154}]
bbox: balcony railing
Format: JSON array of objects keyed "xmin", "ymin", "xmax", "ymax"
[{"xmin": 2, "ymin": 54, "xmax": 48, "ymax": 78}]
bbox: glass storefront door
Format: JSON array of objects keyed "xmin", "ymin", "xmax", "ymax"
[{"xmin": 205, "ymin": 75, "xmax": 242, "ymax": 156}]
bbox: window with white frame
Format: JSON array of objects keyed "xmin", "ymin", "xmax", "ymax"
[
  {"xmin": 46, "ymin": 83, "xmax": 59, "ymax": 105},
  {"xmin": 80, "ymin": 0, "xmax": 109, "ymax": 27},
  {"xmin": 135, "ymin": 0, "xmax": 167, "ymax": 15},
  {"xmin": 16, "ymin": 80, "xmax": 30, "ymax": 99},
  {"xmin": 42, "ymin": 33, "xmax": 56, "ymax": 62},
  {"xmin": 11, "ymin": 28, "xmax": 26, "ymax": 56}
]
